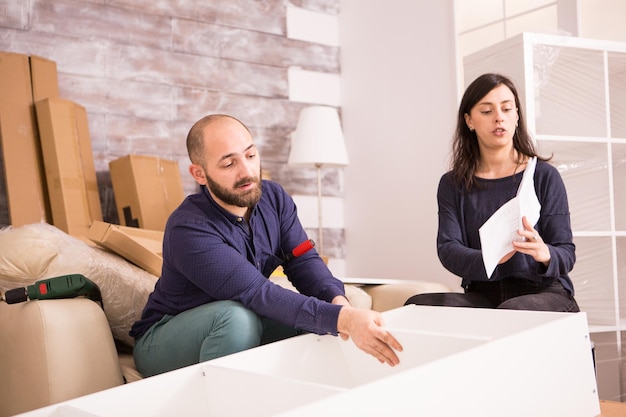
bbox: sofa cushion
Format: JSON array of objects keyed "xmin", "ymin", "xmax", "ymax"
[
  {"xmin": 362, "ymin": 282, "xmax": 454, "ymax": 312},
  {"xmin": 0, "ymin": 222, "xmax": 58, "ymax": 278}
]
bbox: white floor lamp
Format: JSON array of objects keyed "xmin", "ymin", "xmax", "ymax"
[{"xmin": 288, "ymin": 106, "xmax": 349, "ymax": 258}]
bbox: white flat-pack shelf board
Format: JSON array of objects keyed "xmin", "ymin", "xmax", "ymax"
[{"xmin": 15, "ymin": 306, "xmax": 600, "ymax": 417}]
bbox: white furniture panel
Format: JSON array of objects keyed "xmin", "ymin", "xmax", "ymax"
[{"xmin": 14, "ymin": 306, "xmax": 598, "ymax": 417}]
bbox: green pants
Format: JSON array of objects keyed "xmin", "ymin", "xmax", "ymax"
[{"xmin": 133, "ymin": 300, "xmax": 301, "ymax": 377}]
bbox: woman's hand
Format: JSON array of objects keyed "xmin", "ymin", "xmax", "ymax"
[{"xmin": 512, "ymin": 216, "xmax": 551, "ymax": 266}]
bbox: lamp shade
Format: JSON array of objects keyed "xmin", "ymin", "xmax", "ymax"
[{"xmin": 288, "ymin": 106, "xmax": 349, "ymax": 167}]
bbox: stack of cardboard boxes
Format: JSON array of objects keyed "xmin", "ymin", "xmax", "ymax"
[
  {"xmin": 0, "ymin": 51, "xmax": 184, "ymax": 276},
  {"xmin": 0, "ymin": 53, "xmax": 59, "ymax": 228}
]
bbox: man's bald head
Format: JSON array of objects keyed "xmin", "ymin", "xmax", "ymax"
[{"xmin": 186, "ymin": 114, "xmax": 250, "ymax": 165}]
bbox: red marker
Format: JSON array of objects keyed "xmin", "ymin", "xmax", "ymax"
[{"xmin": 284, "ymin": 239, "xmax": 315, "ymax": 262}]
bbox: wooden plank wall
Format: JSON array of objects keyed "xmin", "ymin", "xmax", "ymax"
[{"xmin": 0, "ymin": 0, "xmax": 346, "ymax": 259}]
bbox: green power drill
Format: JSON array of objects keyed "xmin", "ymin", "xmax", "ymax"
[{"xmin": 1, "ymin": 274, "xmax": 102, "ymax": 305}]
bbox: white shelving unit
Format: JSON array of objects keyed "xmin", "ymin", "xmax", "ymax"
[
  {"xmin": 13, "ymin": 306, "xmax": 599, "ymax": 417},
  {"xmin": 464, "ymin": 32, "xmax": 626, "ymax": 402}
]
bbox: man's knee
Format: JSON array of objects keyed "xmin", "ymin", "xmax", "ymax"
[
  {"xmin": 135, "ymin": 302, "xmax": 264, "ymax": 376},
  {"xmin": 198, "ymin": 302, "xmax": 263, "ymax": 361},
  {"xmin": 213, "ymin": 301, "xmax": 263, "ymax": 336}
]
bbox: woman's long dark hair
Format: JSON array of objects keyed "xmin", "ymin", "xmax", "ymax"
[{"xmin": 451, "ymin": 73, "xmax": 549, "ymax": 189}]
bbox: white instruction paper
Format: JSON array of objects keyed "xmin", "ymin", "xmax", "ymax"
[{"xmin": 478, "ymin": 157, "xmax": 541, "ymax": 278}]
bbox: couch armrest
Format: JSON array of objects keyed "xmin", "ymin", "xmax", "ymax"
[
  {"xmin": 0, "ymin": 298, "xmax": 124, "ymax": 416},
  {"xmin": 362, "ymin": 282, "xmax": 452, "ymax": 312}
]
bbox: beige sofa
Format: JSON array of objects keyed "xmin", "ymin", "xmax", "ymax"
[{"xmin": 0, "ymin": 223, "xmax": 451, "ymax": 416}]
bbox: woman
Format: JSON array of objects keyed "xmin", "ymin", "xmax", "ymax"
[{"xmin": 406, "ymin": 73, "xmax": 579, "ymax": 312}]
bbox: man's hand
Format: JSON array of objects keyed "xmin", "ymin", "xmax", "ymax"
[{"xmin": 337, "ymin": 306, "xmax": 403, "ymax": 366}]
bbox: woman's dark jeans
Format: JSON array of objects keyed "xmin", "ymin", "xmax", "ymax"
[{"xmin": 404, "ymin": 278, "xmax": 579, "ymax": 312}]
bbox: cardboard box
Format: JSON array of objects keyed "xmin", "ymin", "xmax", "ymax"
[
  {"xmin": 0, "ymin": 154, "xmax": 7, "ymax": 225},
  {"xmin": 35, "ymin": 98, "xmax": 102, "ymax": 236},
  {"xmin": 109, "ymin": 154, "xmax": 184, "ymax": 231},
  {"xmin": 599, "ymin": 400, "xmax": 626, "ymax": 416},
  {"xmin": 29, "ymin": 55, "xmax": 60, "ymax": 102},
  {"xmin": 87, "ymin": 220, "xmax": 163, "ymax": 276},
  {"xmin": 0, "ymin": 52, "xmax": 50, "ymax": 226},
  {"xmin": 73, "ymin": 103, "xmax": 103, "ymax": 223}
]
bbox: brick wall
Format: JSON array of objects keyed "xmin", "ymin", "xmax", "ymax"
[{"xmin": 0, "ymin": 0, "xmax": 346, "ymax": 259}]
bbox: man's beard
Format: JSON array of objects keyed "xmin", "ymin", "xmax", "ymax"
[{"xmin": 205, "ymin": 173, "xmax": 262, "ymax": 209}]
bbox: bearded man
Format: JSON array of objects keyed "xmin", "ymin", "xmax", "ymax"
[{"xmin": 130, "ymin": 114, "xmax": 402, "ymax": 377}]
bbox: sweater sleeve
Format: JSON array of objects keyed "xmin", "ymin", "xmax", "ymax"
[
  {"xmin": 532, "ymin": 162, "xmax": 576, "ymax": 280},
  {"xmin": 436, "ymin": 173, "xmax": 490, "ymax": 283}
]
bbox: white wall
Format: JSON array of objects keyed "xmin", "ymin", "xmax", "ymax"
[
  {"xmin": 580, "ymin": 0, "xmax": 626, "ymax": 42},
  {"xmin": 339, "ymin": 1, "xmax": 459, "ymax": 289}
]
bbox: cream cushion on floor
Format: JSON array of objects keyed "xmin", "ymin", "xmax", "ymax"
[{"xmin": 363, "ymin": 281, "xmax": 454, "ymax": 312}]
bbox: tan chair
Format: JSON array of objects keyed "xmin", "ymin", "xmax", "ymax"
[{"xmin": 0, "ymin": 299, "xmax": 125, "ymax": 417}]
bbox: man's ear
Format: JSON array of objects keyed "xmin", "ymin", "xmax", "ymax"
[{"xmin": 189, "ymin": 163, "xmax": 207, "ymax": 185}]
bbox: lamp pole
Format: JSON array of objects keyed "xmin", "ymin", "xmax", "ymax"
[
  {"xmin": 288, "ymin": 105, "xmax": 349, "ymax": 262},
  {"xmin": 315, "ymin": 162, "xmax": 323, "ymax": 257}
]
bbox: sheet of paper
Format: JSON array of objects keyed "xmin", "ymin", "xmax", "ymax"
[
  {"xmin": 478, "ymin": 157, "xmax": 541, "ymax": 278},
  {"xmin": 516, "ymin": 157, "xmax": 541, "ymax": 229}
]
